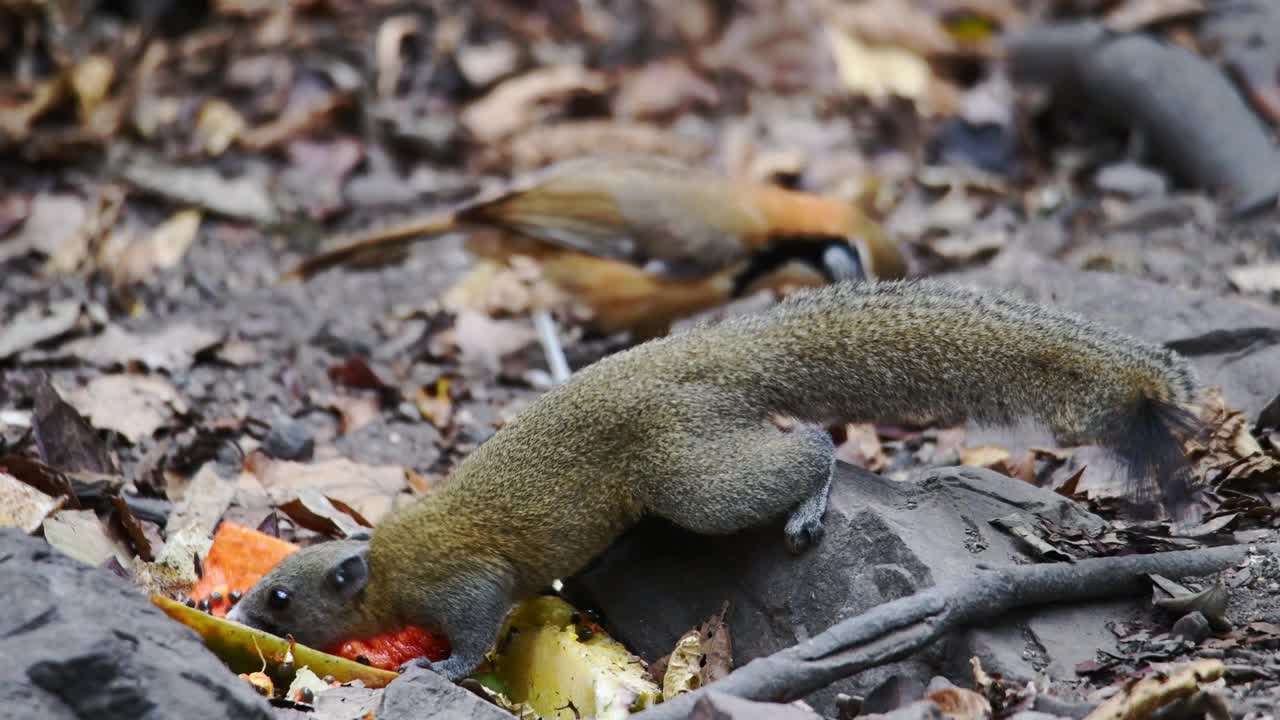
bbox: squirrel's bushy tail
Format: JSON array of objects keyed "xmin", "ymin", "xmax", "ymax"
[{"xmin": 666, "ymin": 279, "xmax": 1206, "ymax": 515}]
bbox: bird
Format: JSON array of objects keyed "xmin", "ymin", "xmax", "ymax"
[{"xmin": 282, "ymin": 155, "xmax": 908, "ymax": 382}]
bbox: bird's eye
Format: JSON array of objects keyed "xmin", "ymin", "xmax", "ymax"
[{"xmin": 267, "ymin": 587, "xmax": 291, "ymax": 611}]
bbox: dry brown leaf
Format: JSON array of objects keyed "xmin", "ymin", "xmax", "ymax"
[
  {"xmin": 450, "ymin": 310, "xmax": 540, "ymax": 374},
  {"xmin": 118, "ymin": 151, "xmax": 278, "ymax": 223},
  {"xmin": 322, "ymin": 393, "xmax": 381, "ymax": 435},
  {"xmin": 826, "ymin": 0, "xmax": 956, "ymax": 54},
  {"xmin": 375, "ymin": 14, "xmax": 421, "ymax": 99},
  {"xmin": 1190, "ymin": 387, "xmax": 1280, "ymax": 489},
  {"xmin": 41, "ymin": 322, "xmax": 222, "ymax": 371},
  {"xmin": 246, "ymin": 454, "xmax": 409, "ymax": 526},
  {"xmin": 113, "ymin": 208, "xmax": 201, "ymax": 285},
  {"xmin": 0, "ymin": 193, "xmax": 88, "ymax": 263},
  {"xmin": 63, "ymin": 374, "xmax": 188, "ymax": 444},
  {"xmin": 415, "ymin": 378, "xmax": 453, "ymax": 429},
  {"xmin": 70, "ymin": 54, "xmax": 115, "ymax": 120},
  {"xmin": 43, "ymin": 508, "xmax": 132, "ymax": 567},
  {"xmin": 0, "ymin": 77, "xmax": 64, "ymax": 142},
  {"xmin": 31, "ymin": 373, "xmax": 117, "ymax": 475},
  {"xmin": 167, "ymin": 464, "xmax": 236, "ymax": 536},
  {"xmin": 46, "ymin": 184, "xmax": 125, "ymax": 275},
  {"xmin": 461, "ymin": 65, "xmax": 608, "ymax": 143},
  {"xmin": 0, "ymin": 471, "xmax": 65, "ymax": 533},
  {"xmin": 278, "ymin": 487, "xmax": 370, "ymax": 539},
  {"xmin": 0, "ymin": 300, "xmax": 87, "ymax": 360},
  {"xmin": 1227, "ymin": 263, "xmax": 1280, "ymax": 295},
  {"xmin": 1083, "ymin": 659, "xmax": 1223, "ymax": 720},
  {"xmin": 615, "ymin": 59, "xmax": 719, "ymax": 120},
  {"xmin": 238, "ymin": 85, "xmax": 349, "ymax": 152},
  {"xmin": 456, "ymin": 41, "xmax": 520, "ymax": 88},
  {"xmin": 826, "ymin": 25, "xmax": 934, "ymax": 109},
  {"xmin": 927, "ymin": 686, "xmax": 993, "ymax": 720},
  {"xmin": 698, "ymin": 605, "xmax": 732, "ymax": 686},
  {"xmin": 493, "ymin": 121, "xmax": 710, "ymax": 172},
  {"xmin": 195, "ymin": 99, "xmax": 246, "ymax": 156}
]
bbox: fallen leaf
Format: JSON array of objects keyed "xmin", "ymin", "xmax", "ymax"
[
  {"xmin": 697, "ymin": 605, "xmax": 732, "ymax": 686},
  {"xmin": 415, "ymin": 378, "xmax": 453, "ymax": 429},
  {"xmin": 31, "ymin": 373, "xmax": 116, "ymax": 474},
  {"xmin": 70, "ymin": 54, "xmax": 115, "ymax": 120},
  {"xmin": 63, "ymin": 374, "xmax": 188, "ymax": 443},
  {"xmin": 40, "ymin": 323, "xmax": 222, "ymax": 371},
  {"xmin": 0, "ymin": 193, "xmax": 88, "ymax": 263},
  {"xmin": 110, "ymin": 208, "xmax": 202, "ymax": 286},
  {"xmin": 327, "ymin": 356, "xmax": 395, "ymax": 393},
  {"xmin": 615, "ymin": 59, "xmax": 719, "ymax": 120},
  {"xmin": 278, "ymin": 488, "xmax": 370, "ymax": 539},
  {"xmin": 1083, "ymin": 659, "xmax": 1223, "ymax": 720},
  {"xmin": 450, "ymin": 310, "xmax": 539, "ymax": 374},
  {"xmin": 118, "ymin": 150, "xmax": 279, "ymax": 224},
  {"xmin": 0, "ymin": 300, "xmax": 87, "ymax": 360},
  {"xmin": 195, "ymin": 99, "xmax": 246, "ymax": 156},
  {"xmin": 461, "ymin": 65, "xmax": 608, "ymax": 143},
  {"xmin": 1227, "ymin": 263, "xmax": 1280, "ymax": 295},
  {"xmin": 0, "ymin": 471, "xmax": 65, "ymax": 533},
  {"xmin": 492, "ymin": 120, "xmax": 710, "ymax": 172},
  {"xmin": 168, "ymin": 463, "xmax": 236, "ymax": 537},
  {"xmin": 247, "ymin": 454, "xmax": 409, "ymax": 526},
  {"xmin": 927, "ymin": 686, "xmax": 993, "ymax": 720},
  {"xmin": 0, "ymin": 455, "xmax": 79, "ymax": 508},
  {"xmin": 826, "ymin": 25, "xmax": 932, "ymax": 107},
  {"xmin": 662, "ymin": 630, "xmax": 704, "ymax": 699},
  {"xmin": 321, "ymin": 393, "xmax": 381, "ymax": 435},
  {"xmin": 43, "ymin": 508, "xmax": 131, "ymax": 567},
  {"xmin": 456, "ymin": 40, "xmax": 520, "ymax": 88}
]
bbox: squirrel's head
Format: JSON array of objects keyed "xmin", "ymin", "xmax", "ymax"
[{"xmin": 226, "ymin": 537, "xmax": 375, "ymax": 650}]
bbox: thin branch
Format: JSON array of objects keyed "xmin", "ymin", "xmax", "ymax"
[{"xmin": 636, "ymin": 543, "xmax": 1280, "ymax": 719}]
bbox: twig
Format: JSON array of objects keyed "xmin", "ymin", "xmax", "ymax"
[{"xmin": 636, "ymin": 543, "xmax": 1279, "ymax": 718}]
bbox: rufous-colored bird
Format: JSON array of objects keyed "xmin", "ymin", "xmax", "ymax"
[{"xmin": 283, "ymin": 155, "xmax": 908, "ymax": 381}]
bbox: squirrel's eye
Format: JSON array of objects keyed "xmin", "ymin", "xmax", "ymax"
[{"xmin": 267, "ymin": 587, "xmax": 291, "ymax": 611}]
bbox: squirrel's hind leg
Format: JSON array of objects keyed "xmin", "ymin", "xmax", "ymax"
[{"xmin": 639, "ymin": 422, "xmax": 835, "ymax": 554}]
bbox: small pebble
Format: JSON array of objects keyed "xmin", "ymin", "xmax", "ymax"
[
  {"xmin": 1172, "ymin": 611, "xmax": 1212, "ymax": 643},
  {"xmin": 263, "ymin": 416, "xmax": 315, "ymax": 461}
]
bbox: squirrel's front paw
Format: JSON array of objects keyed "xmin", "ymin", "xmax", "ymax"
[{"xmin": 784, "ymin": 515, "xmax": 824, "ymax": 554}]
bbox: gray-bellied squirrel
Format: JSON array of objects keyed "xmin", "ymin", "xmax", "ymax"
[{"xmin": 228, "ymin": 279, "xmax": 1203, "ymax": 681}]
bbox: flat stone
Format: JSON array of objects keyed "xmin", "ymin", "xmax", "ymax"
[
  {"xmin": 571, "ymin": 465, "xmax": 1136, "ymax": 713},
  {"xmin": 0, "ymin": 528, "xmax": 272, "ymax": 720},
  {"xmin": 378, "ymin": 665, "xmax": 513, "ymax": 720}
]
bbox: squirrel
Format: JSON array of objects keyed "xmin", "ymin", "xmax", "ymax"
[
  {"xmin": 228, "ymin": 279, "xmax": 1203, "ymax": 682},
  {"xmin": 281, "ymin": 155, "xmax": 908, "ymax": 340}
]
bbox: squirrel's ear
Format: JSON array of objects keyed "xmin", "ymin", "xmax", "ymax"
[{"xmin": 329, "ymin": 545, "xmax": 369, "ymax": 599}]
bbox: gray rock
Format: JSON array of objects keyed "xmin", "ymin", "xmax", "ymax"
[
  {"xmin": 0, "ymin": 528, "xmax": 272, "ymax": 720},
  {"xmin": 957, "ymin": 251, "xmax": 1280, "ymax": 417},
  {"xmin": 263, "ymin": 416, "xmax": 315, "ymax": 461},
  {"xmin": 572, "ymin": 465, "xmax": 1133, "ymax": 713},
  {"xmin": 378, "ymin": 666, "xmax": 512, "ymax": 719},
  {"xmin": 689, "ymin": 692, "xmax": 822, "ymax": 719},
  {"xmin": 1171, "ymin": 611, "xmax": 1212, "ymax": 643}
]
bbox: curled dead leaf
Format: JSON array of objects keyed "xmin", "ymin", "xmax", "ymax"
[{"xmin": 461, "ymin": 65, "xmax": 608, "ymax": 143}]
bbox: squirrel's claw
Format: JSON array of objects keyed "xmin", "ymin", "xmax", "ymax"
[{"xmin": 784, "ymin": 516, "xmax": 824, "ymax": 554}]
